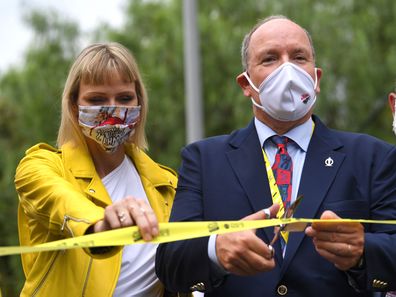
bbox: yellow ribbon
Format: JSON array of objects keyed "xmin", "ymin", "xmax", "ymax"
[{"xmin": 1, "ymin": 218, "xmax": 396, "ymax": 257}]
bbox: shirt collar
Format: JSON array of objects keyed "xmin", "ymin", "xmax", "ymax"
[{"xmin": 254, "ymin": 117, "xmax": 313, "ymax": 152}]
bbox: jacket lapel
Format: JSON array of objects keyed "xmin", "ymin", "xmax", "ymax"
[
  {"xmin": 126, "ymin": 146, "xmax": 177, "ymax": 222},
  {"xmin": 62, "ymin": 142, "xmax": 113, "ymax": 206},
  {"xmin": 226, "ymin": 121, "xmax": 283, "ymax": 263},
  {"xmin": 280, "ymin": 116, "xmax": 345, "ymax": 275}
]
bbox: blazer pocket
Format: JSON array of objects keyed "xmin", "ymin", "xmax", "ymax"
[{"xmin": 322, "ymin": 200, "xmax": 369, "ymax": 219}]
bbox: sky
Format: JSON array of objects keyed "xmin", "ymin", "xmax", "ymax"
[{"xmin": 0, "ymin": 0, "xmax": 126, "ymax": 72}]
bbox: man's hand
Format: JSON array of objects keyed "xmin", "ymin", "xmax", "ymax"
[
  {"xmin": 215, "ymin": 204, "xmax": 279, "ymax": 275},
  {"xmin": 305, "ymin": 210, "xmax": 364, "ymax": 271}
]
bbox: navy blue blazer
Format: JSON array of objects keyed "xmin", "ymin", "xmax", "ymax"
[{"xmin": 156, "ymin": 115, "xmax": 396, "ymax": 297}]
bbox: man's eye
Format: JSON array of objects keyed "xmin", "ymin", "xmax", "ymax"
[
  {"xmin": 295, "ymin": 56, "xmax": 307, "ymax": 62},
  {"xmin": 262, "ymin": 56, "xmax": 276, "ymax": 64}
]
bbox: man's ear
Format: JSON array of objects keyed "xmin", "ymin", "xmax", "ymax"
[
  {"xmin": 315, "ymin": 67, "xmax": 323, "ymax": 94},
  {"xmin": 236, "ymin": 72, "xmax": 253, "ymax": 97},
  {"xmin": 388, "ymin": 92, "xmax": 396, "ymax": 115}
]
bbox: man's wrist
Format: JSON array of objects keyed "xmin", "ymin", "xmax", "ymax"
[
  {"xmin": 350, "ymin": 255, "xmax": 365, "ymax": 271},
  {"xmin": 346, "ymin": 255, "xmax": 366, "ymax": 292}
]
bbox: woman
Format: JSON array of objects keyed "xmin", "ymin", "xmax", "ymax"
[{"xmin": 15, "ymin": 42, "xmax": 179, "ymax": 297}]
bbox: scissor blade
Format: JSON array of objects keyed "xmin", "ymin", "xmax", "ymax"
[
  {"xmin": 283, "ymin": 194, "xmax": 303, "ymax": 219},
  {"xmin": 281, "ymin": 195, "xmax": 305, "ymax": 232}
]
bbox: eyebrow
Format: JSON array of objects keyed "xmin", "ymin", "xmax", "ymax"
[
  {"xmin": 256, "ymin": 44, "xmax": 312, "ymax": 55},
  {"xmin": 291, "ymin": 47, "xmax": 311, "ymax": 56}
]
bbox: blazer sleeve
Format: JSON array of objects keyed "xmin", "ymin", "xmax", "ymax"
[
  {"xmin": 156, "ymin": 143, "xmax": 225, "ymax": 293},
  {"xmin": 362, "ymin": 144, "xmax": 396, "ymax": 291}
]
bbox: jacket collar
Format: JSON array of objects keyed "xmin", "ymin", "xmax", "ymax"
[
  {"xmin": 62, "ymin": 142, "xmax": 175, "ymax": 187},
  {"xmin": 124, "ymin": 145, "xmax": 176, "ymax": 187},
  {"xmin": 229, "ymin": 115, "xmax": 341, "ymax": 150},
  {"xmin": 62, "ymin": 142, "xmax": 97, "ymax": 178}
]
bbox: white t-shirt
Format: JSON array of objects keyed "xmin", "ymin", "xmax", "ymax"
[{"xmin": 102, "ymin": 156, "xmax": 162, "ymax": 297}]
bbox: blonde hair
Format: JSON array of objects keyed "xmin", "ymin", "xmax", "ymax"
[{"xmin": 57, "ymin": 42, "xmax": 148, "ymax": 150}]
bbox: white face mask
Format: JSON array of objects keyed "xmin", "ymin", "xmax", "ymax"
[
  {"xmin": 78, "ymin": 105, "xmax": 141, "ymax": 153},
  {"xmin": 243, "ymin": 62, "xmax": 318, "ymax": 121}
]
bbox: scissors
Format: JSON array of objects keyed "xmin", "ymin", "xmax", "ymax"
[{"xmin": 268, "ymin": 195, "xmax": 304, "ymax": 255}]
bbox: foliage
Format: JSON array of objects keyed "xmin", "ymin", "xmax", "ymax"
[
  {"xmin": 0, "ymin": 9, "xmax": 79, "ymax": 296},
  {"xmin": 103, "ymin": 0, "xmax": 396, "ymax": 172},
  {"xmin": 1, "ymin": 0, "xmax": 396, "ymax": 295}
]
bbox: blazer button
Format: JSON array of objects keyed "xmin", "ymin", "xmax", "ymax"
[
  {"xmin": 277, "ymin": 284, "xmax": 288, "ymax": 295},
  {"xmin": 189, "ymin": 282, "xmax": 205, "ymax": 292}
]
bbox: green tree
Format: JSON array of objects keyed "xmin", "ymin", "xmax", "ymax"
[
  {"xmin": 102, "ymin": 0, "xmax": 396, "ymax": 171},
  {"xmin": 0, "ymin": 10, "xmax": 80, "ymax": 296}
]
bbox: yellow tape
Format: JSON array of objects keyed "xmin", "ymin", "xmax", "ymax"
[{"xmin": 1, "ymin": 218, "xmax": 396, "ymax": 257}]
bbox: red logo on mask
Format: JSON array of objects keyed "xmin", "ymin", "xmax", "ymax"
[
  {"xmin": 100, "ymin": 116, "xmax": 124, "ymax": 126},
  {"xmin": 301, "ymin": 93, "xmax": 310, "ymax": 104}
]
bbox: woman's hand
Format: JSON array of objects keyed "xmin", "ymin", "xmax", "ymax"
[{"xmin": 93, "ymin": 196, "xmax": 159, "ymax": 241}]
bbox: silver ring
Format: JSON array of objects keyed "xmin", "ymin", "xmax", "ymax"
[
  {"xmin": 118, "ymin": 212, "xmax": 126, "ymax": 222},
  {"xmin": 140, "ymin": 207, "xmax": 146, "ymax": 214},
  {"xmin": 263, "ymin": 208, "xmax": 271, "ymax": 219},
  {"xmin": 347, "ymin": 244, "xmax": 351, "ymax": 252},
  {"xmin": 268, "ymin": 244, "xmax": 274, "ymax": 258}
]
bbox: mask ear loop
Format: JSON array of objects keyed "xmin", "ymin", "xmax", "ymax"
[
  {"xmin": 242, "ymin": 72, "xmax": 260, "ymax": 93},
  {"xmin": 393, "ymin": 99, "xmax": 396, "ymax": 135},
  {"xmin": 313, "ymin": 68, "xmax": 318, "ymax": 90},
  {"xmin": 243, "ymin": 72, "xmax": 266, "ymax": 110},
  {"xmin": 310, "ymin": 68, "xmax": 319, "ymax": 106}
]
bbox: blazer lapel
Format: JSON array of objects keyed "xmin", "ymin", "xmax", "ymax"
[
  {"xmin": 280, "ymin": 116, "xmax": 345, "ymax": 275},
  {"xmin": 226, "ymin": 121, "xmax": 283, "ymax": 263}
]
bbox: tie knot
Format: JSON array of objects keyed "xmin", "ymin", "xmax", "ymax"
[
  {"xmin": 271, "ymin": 135, "xmax": 290, "ymax": 154},
  {"xmin": 271, "ymin": 135, "xmax": 289, "ymax": 146}
]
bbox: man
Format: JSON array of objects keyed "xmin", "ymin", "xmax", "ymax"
[
  {"xmin": 390, "ymin": 88, "xmax": 396, "ymax": 137},
  {"xmin": 385, "ymin": 89, "xmax": 396, "ymax": 297},
  {"xmin": 156, "ymin": 15, "xmax": 396, "ymax": 297}
]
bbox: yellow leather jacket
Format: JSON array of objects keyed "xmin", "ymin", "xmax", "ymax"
[{"xmin": 15, "ymin": 142, "xmax": 177, "ymax": 297}]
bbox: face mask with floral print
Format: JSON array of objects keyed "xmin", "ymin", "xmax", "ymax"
[{"xmin": 78, "ymin": 105, "xmax": 140, "ymax": 153}]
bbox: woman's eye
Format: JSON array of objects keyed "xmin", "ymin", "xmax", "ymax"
[
  {"xmin": 118, "ymin": 95, "xmax": 136, "ymax": 103},
  {"xmin": 88, "ymin": 97, "xmax": 106, "ymax": 104}
]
